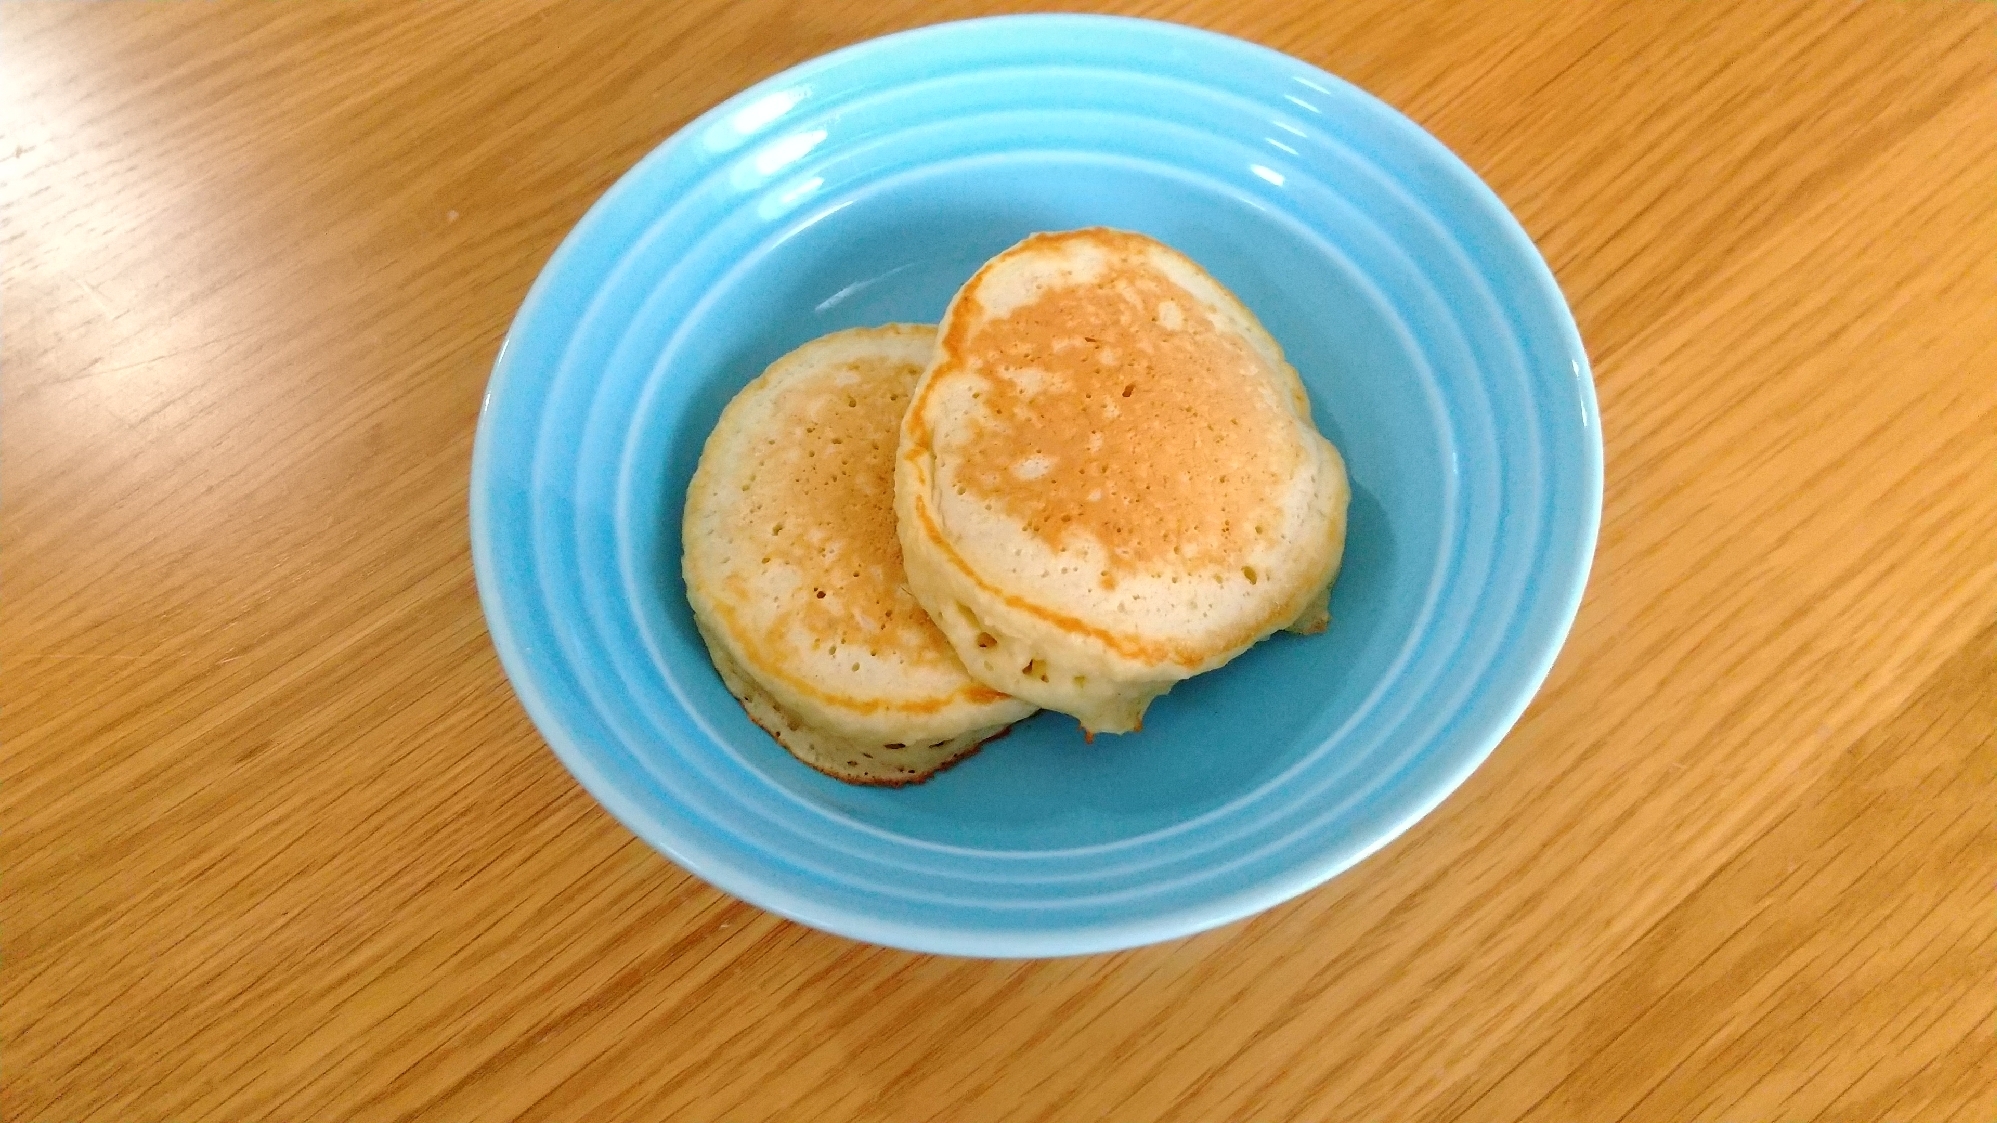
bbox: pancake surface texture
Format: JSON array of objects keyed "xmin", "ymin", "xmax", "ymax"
[
  {"xmin": 684, "ymin": 325, "xmax": 1035, "ymax": 785},
  {"xmin": 897, "ymin": 230, "xmax": 1350, "ymax": 734}
]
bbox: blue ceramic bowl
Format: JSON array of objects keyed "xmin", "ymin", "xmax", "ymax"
[{"xmin": 470, "ymin": 15, "xmax": 1600, "ymax": 957}]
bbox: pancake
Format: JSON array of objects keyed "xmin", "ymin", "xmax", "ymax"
[
  {"xmin": 896, "ymin": 229, "xmax": 1349, "ymax": 735},
  {"xmin": 683, "ymin": 325, "xmax": 1036, "ymax": 785}
]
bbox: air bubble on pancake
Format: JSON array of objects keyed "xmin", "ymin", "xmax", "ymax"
[{"xmin": 1011, "ymin": 454, "xmax": 1053, "ymax": 481}]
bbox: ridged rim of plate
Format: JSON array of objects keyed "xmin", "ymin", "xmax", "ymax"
[{"xmin": 470, "ymin": 14, "xmax": 1601, "ymax": 957}]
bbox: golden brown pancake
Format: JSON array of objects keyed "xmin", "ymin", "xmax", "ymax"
[
  {"xmin": 896, "ymin": 230, "xmax": 1349, "ymax": 734},
  {"xmin": 684, "ymin": 325, "xmax": 1036, "ymax": 784}
]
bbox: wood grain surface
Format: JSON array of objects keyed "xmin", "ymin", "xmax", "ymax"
[{"xmin": 5, "ymin": 1, "xmax": 1993, "ymax": 1119}]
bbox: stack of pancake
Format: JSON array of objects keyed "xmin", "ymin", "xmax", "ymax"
[{"xmin": 684, "ymin": 229, "xmax": 1349, "ymax": 785}]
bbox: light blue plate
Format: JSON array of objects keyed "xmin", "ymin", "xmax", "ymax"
[{"xmin": 470, "ymin": 14, "xmax": 1600, "ymax": 957}]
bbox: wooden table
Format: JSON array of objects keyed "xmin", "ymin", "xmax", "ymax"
[{"xmin": 6, "ymin": 2, "xmax": 1993, "ymax": 1119}]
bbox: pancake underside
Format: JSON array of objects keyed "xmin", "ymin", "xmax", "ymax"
[{"xmin": 698, "ymin": 619, "xmax": 1013, "ymax": 787}]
